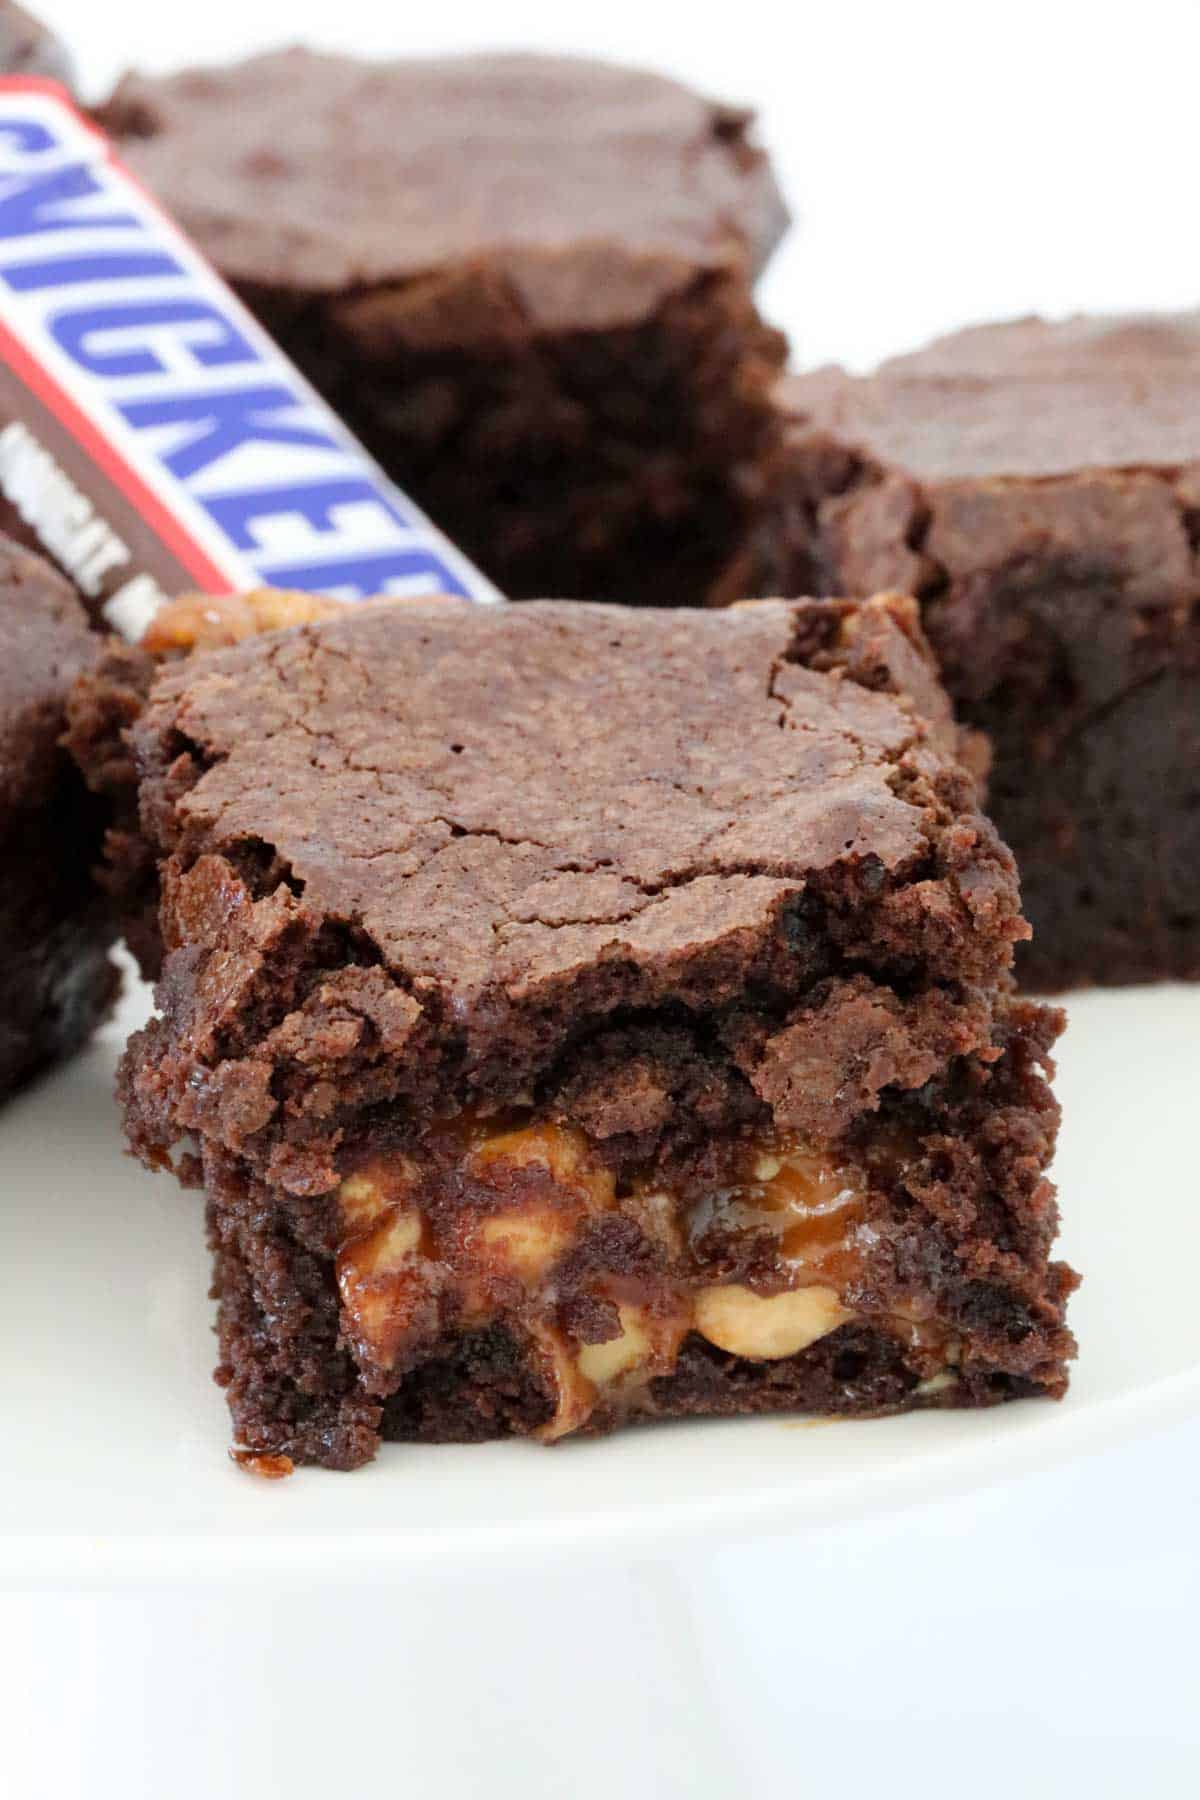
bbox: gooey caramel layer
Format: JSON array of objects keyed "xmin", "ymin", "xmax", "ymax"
[{"xmin": 333, "ymin": 1114, "xmax": 959, "ymax": 1438}]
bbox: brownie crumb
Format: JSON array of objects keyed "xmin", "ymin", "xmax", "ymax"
[
  {"xmin": 229, "ymin": 1448, "xmax": 296, "ymax": 1480},
  {"xmin": 0, "ymin": 534, "xmax": 116, "ymax": 1097}
]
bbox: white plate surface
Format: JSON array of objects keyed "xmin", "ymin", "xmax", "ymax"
[{"xmin": 2, "ymin": 976, "xmax": 1197, "ymax": 1584}]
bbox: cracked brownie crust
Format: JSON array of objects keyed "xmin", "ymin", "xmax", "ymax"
[
  {"xmin": 0, "ymin": 535, "xmax": 116, "ymax": 1097},
  {"xmin": 101, "ymin": 49, "xmax": 789, "ymax": 607},
  {"xmin": 117, "ymin": 596, "xmax": 1075, "ymax": 1468},
  {"xmin": 758, "ymin": 313, "xmax": 1200, "ymax": 989},
  {"xmin": 64, "ymin": 590, "xmax": 358, "ymax": 981}
]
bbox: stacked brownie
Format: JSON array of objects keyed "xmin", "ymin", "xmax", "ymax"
[
  {"xmin": 757, "ymin": 313, "xmax": 1200, "ymax": 991},
  {"xmin": 101, "ymin": 50, "xmax": 789, "ymax": 607},
  {"xmin": 103, "ymin": 595, "xmax": 1075, "ymax": 1468},
  {"xmin": 0, "ymin": 535, "xmax": 116, "ymax": 1097}
]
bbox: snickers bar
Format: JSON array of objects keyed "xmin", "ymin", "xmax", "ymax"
[{"xmin": 0, "ymin": 78, "xmax": 499, "ymax": 639}]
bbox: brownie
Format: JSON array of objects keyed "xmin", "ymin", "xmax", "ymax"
[
  {"xmin": 0, "ymin": 534, "xmax": 117, "ymax": 1097},
  {"xmin": 113, "ymin": 594, "xmax": 1075, "ymax": 1470},
  {"xmin": 99, "ymin": 49, "xmax": 789, "ymax": 609},
  {"xmin": 64, "ymin": 589, "xmax": 360, "ymax": 981},
  {"xmin": 753, "ymin": 312, "xmax": 1200, "ymax": 991},
  {"xmin": 0, "ymin": 1, "xmax": 73, "ymax": 85}
]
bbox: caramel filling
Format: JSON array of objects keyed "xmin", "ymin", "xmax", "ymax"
[
  {"xmin": 333, "ymin": 1115, "xmax": 953, "ymax": 1439},
  {"xmin": 688, "ymin": 1146, "xmax": 869, "ymax": 1283}
]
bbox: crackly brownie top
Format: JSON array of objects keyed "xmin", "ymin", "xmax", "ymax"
[
  {"xmin": 880, "ymin": 309, "xmax": 1200, "ymax": 380},
  {"xmin": 0, "ymin": 534, "xmax": 96, "ymax": 820},
  {"xmin": 133, "ymin": 597, "xmax": 1020, "ymax": 1054},
  {"xmin": 783, "ymin": 310, "xmax": 1200, "ymax": 482},
  {"xmin": 102, "ymin": 50, "xmax": 787, "ymax": 329}
]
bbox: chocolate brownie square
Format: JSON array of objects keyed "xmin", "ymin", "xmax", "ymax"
[
  {"xmin": 0, "ymin": 534, "xmax": 116, "ymax": 1096},
  {"xmin": 99, "ymin": 50, "xmax": 788, "ymax": 608},
  {"xmin": 756, "ymin": 312, "xmax": 1200, "ymax": 991},
  {"xmin": 114, "ymin": 593, "xmax": 1075, "ymax": 1469}
]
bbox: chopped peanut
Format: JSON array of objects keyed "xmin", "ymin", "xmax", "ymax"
[
  {"xmin": 478, "ymin": 1208, "xmax": 577, "ymax": 1279},
  {"xmin": 694, "ymin": 1282, "xmax": 851, "ymax": 1359},
  {"xmin": 576, "ymin": 1306, "xmax": 654, "ymax": 1386}
]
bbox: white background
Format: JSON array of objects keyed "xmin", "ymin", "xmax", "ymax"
[
  {"xmin": 43, "ymin": 0, "xmax": 1200, "ymax": 370},
  {"xmin": 11, "ymin": 3, "xmax": 1200, "ymax": 1795}
]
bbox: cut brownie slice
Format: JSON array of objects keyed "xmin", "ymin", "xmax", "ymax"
[
  {"xmin": 116, "ymin": 594, "xmax": 1075, "ymax": 1469},
  {"xmin": 99, "ymin": 49, "xmax": 788, "ymax": 607},
  {"xmin": 756, "ymin": 312, "xmax": 1200, "ymax": 990},
  {"xmin": 0, "ymin": 534, "xmax": 116, "ymax": 1097}
]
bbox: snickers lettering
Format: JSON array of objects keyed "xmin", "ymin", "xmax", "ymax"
[{"xmin": 0, "ymin": 80, "xmax": 499, "ymax": 636}]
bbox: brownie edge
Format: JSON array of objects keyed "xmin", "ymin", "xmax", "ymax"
[
  {"xmin": 755, "ymin": 315, "xmax": 1200, "ymax": 989},
  {"xmin": 0, "ymin": 534, "xmax": 116, "ymax": 1095}
]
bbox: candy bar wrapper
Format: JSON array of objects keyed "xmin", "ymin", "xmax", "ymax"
[{"xmin": 0, "ymin": 78, "xmax": 500, "ymax": 639}]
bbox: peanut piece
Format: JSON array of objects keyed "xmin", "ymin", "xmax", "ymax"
[
  {"xmin": 478, "ymin": 1208, "xmax": 576, "ymax": 1279},
  {"xmin": 339, "ymin": 1174, "xmax": 390, "ymax": 1237},
  {"xmin": 694, "ymin": 1282, "xmax": 851, "ymax": 1359},
  {"xmin": 335, "ymin": 1206, "xmax": 426, "ymax": 1367},
  {"xmin": 337, "ymin": 1158, "xmax": 418, "ymax": 1237},
  {"xmin": 530, "ymin": 1326, "xmax": 596, "ymax": 1443},
  {"xmin": 470, "ymin": 1119, "xmax": 615, "ymax": 1208},
  {"xmin": 353, "ymin": 1209, "xmax": 422, "ymax": 1272},
  {"xmin": 141, "ymin": 589, "xmax": 344, "ymax": 655},
  {"xmin": 914, "ymin": 1370, "xmax": 959, "ymax": 1397},
  {"xmin": 576, "ymin": 1306, "xmax": 653, "ymax": 1386}
]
